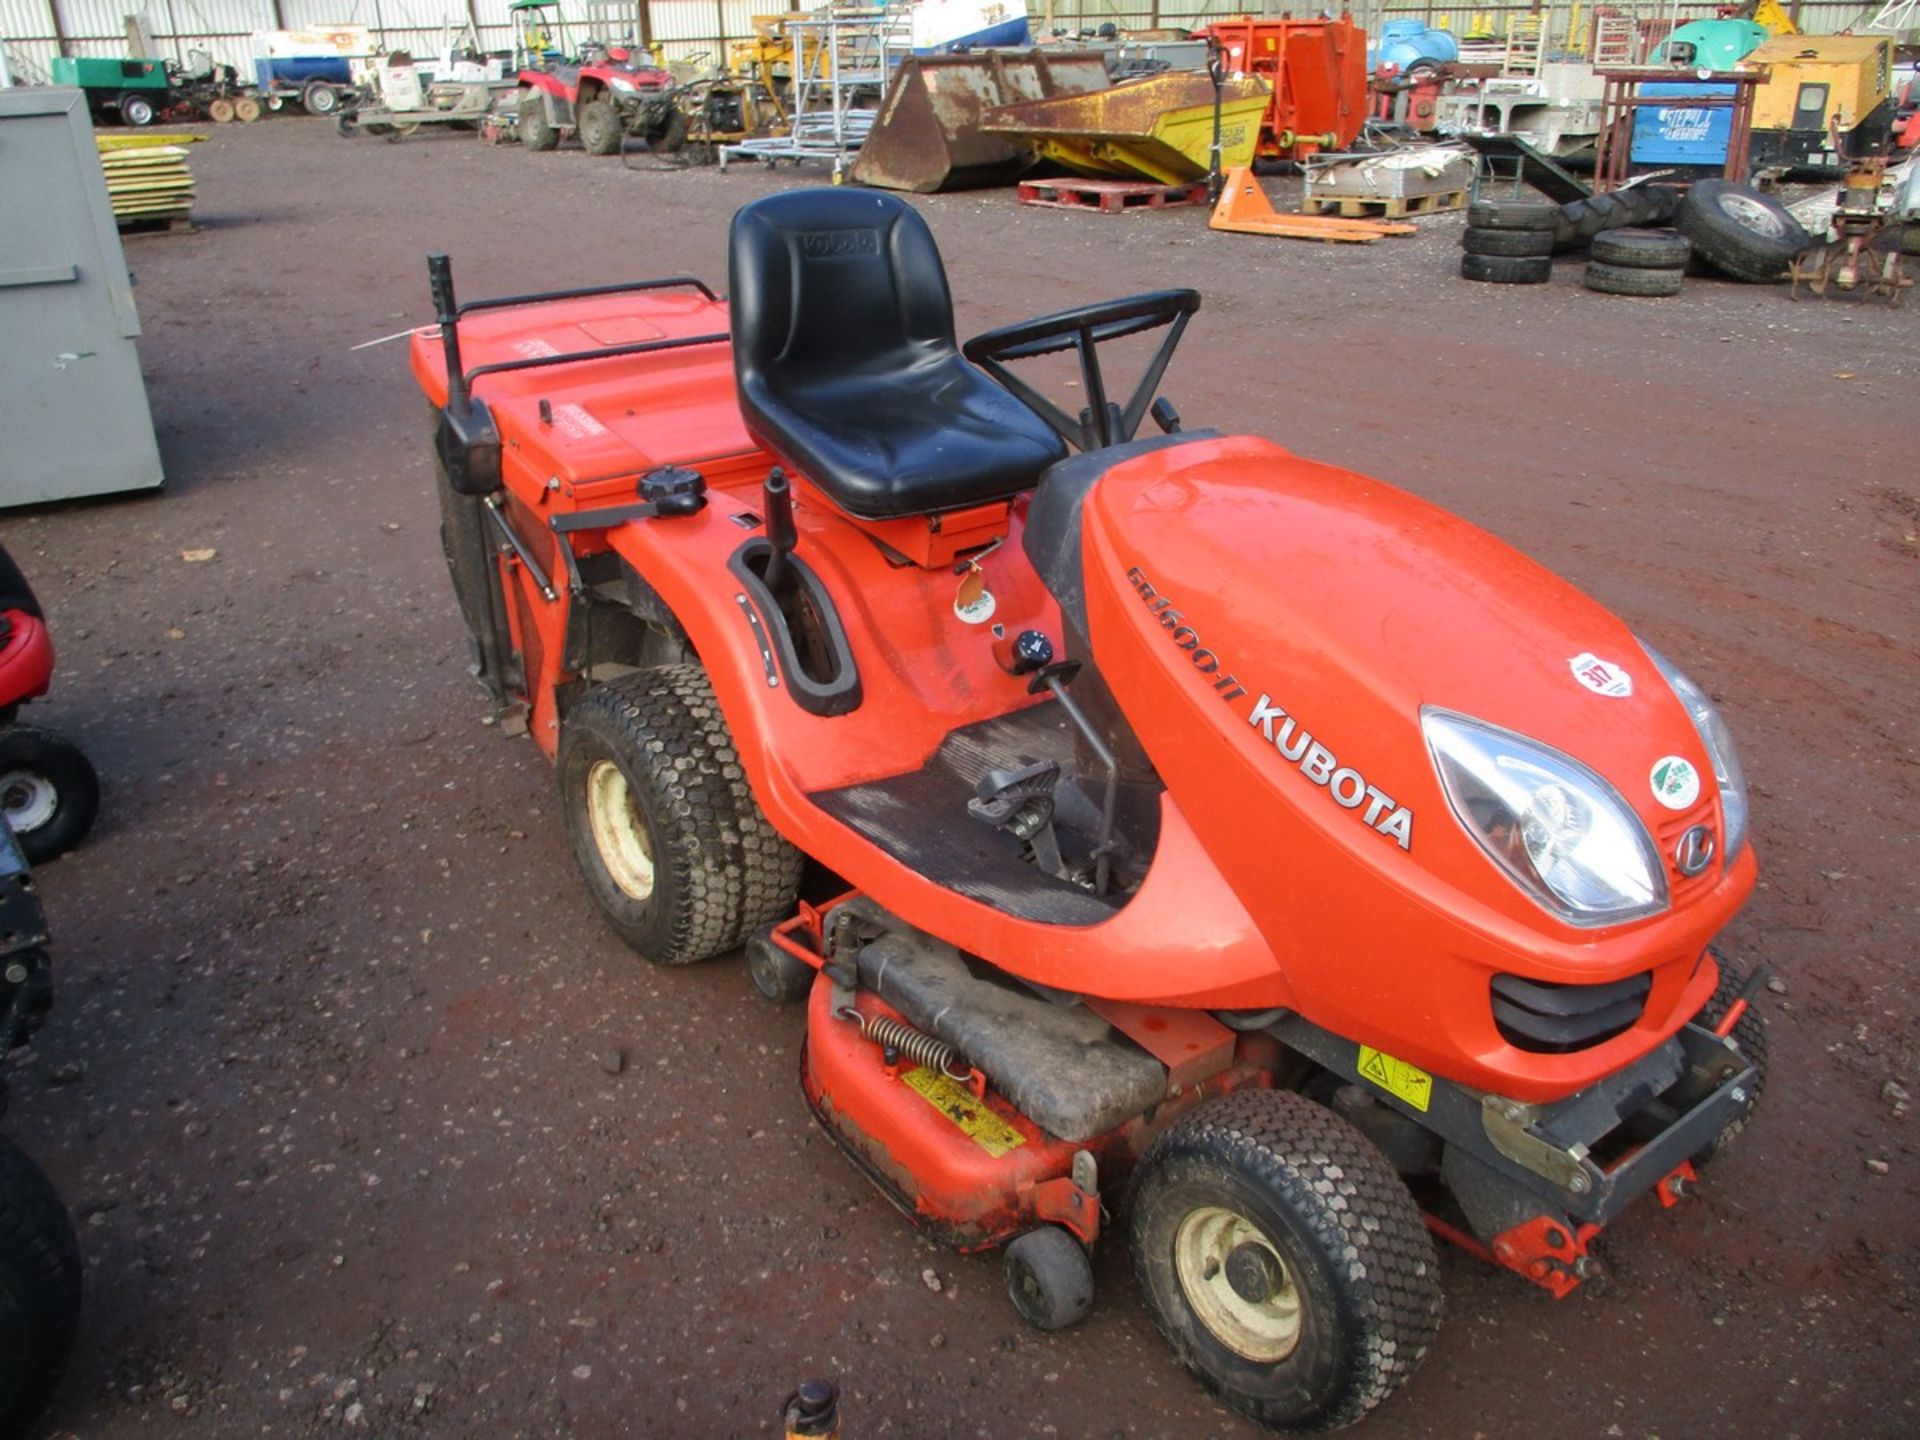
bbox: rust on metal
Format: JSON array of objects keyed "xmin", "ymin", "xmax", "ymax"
[
  {"xmin": 980, "ymin": 71, "xmax": 1270, "ymax": 186},
  {"xmin": 849, "ymin": 50, "xmax": 1111, "ymax": 194}
]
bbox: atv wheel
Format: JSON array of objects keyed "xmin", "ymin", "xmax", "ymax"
[
  {"xmin": 1004, "ymin": 1226, "xmax": 1094, "ymax": 1332},
  {"xmin": 577, "ymin": 97, "xmax": 621, "ymax": 156},
  {"xmin": 0, "ymin": 726, "xmax": 100, "ymax": 863},
  {"xmin": 1460, "ymin": 252, "xmax": 1552, "ymax": 284},
  {"xmin": 1691, "ymin": 956, "xmax": 1769, "ymax": 1162},
  {"xmin": 1675, "ymin": 179, "xmax": 1810, "ymax": 283},
  {"xmin": 1584, "ymin": 261, "xmax": 1685, "ymax": 297},
  {"xmin": 517, "ymin": 93, "xmax": 559, "ymax": 152},
  {"xmin": 1589, "ymin": 227, "xmax": 1692, "ymax": 268},
  {"xmin": 1462, "ymin": 226, "xmax": 1555, "ymax": 258},
  {"xmin": 558, "ymin": 667, "xmax": 799, "ymax": 965},
  {"xmin": 1466, "ymin": 199, "xmax": 1560, "ymax": 231},
  {"xmin": 0, "ymin": 1134, "xmax": 82, "ymax": 1438},
  {"xmin": 1128, "ymin": 1089, "xmax": 1439, "ymax": 1433},
  {"xmin": 745, "ymin": 924, "xmax": 812, "ymax": 1004}
]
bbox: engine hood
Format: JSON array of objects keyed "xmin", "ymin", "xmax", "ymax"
[{"xmin": 1076, "ymin": 433, "xmax": 1748, "ymax": 1021}]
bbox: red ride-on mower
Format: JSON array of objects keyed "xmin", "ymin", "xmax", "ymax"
[
  {"xmin": 413, "ymin": 191, "xmax": 1767, "ymax": 1432},
  {"xmin": 0, "ymin": 547, "xmax": 98, "ymax": 864}
]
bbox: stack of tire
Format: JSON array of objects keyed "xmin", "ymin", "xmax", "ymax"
[
  {"xmin": 1583, "ymin": 228, "xmax": 1692, "ymax": 297},
  {"xmin": 1458, "ymin": 200, "xmax": 1560, "ymax": 285}
]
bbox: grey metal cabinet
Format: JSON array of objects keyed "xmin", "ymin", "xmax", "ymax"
[{"xmin": 0, "ymin": 86, "xmax": 164, "ymax": 506}]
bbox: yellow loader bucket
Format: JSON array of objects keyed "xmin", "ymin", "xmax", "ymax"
[
  {"xmin": 850, "ymin": 51, "xmax": 1113, "ymax": 194},
  {"xmin": 980, "ymin": 72, "xmax": 1271, "ymax": 186}
]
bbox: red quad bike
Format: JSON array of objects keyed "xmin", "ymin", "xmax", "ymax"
[
  {"xmin": 0, "ymin": 546, "xmax": 99, "ymax": 864},
  {"xmin": 514, "ymin": 48, "xmax": 673, "ymax": 156},
  {"xmin": 413, "ymin": 191, "xmax": 1768, "ymax": 1432}
]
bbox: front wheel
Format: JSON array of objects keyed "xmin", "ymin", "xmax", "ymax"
[
  {"xmin": 0, "ymin": 726, "xmax": 100, "ymax": 863},
  {"xmin": 1128, "ymin": 1089, "xmax": 1440, "ymax": 1433},
  {"xmin": 0, "ymin": 1135, "xmax": 83, "ymax": 1437},
  {"xmin": 576, "ymin": 97, "xmax": 621, "ymax": 156},
  {"xmin": 557, "ymin": 668, "xmax": 799, "ymax": 965}
]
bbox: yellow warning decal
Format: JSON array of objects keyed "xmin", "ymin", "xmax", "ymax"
[
  {"xmin": 899, "ymin": 1066, "xmax": 1027, "ymax": 1158},
  {"xmin": 1357, "ymin": 1046, "xmax": 1433, "ymax": 1113}
]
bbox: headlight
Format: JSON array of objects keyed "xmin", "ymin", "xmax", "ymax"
[
  {"xmin": 608, "ymin": 76, "xmax": 637, "ymax": 92},
  {"xmin": 1642, "ymin": 644, "xmax": 1749, "ymax": 859},
  {"xmin": 1425, "ymin": 709, "xmax": 1667, "ymax": 926}
]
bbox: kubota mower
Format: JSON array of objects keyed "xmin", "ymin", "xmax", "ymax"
[
  {"xmin": 0, "ymin": 546, "xmax": 98, "ymax": 864},
  {"xmin": 413, "ymin": 190, "xmax": 1766, "ymax": 1432}
]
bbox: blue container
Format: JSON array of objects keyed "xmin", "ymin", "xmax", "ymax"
[
  {"xmin": 1631, "ymin": 82, "xmax": 1735, "ymax": 165},
  {"xmin": 253, "ymin": 55, "xmax": 353, "ymax": 90}
]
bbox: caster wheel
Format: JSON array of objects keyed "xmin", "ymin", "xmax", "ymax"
[
  {"xmin": 745, "ymin": 924, "xmax": 812, "ymax": 1004},
  {"xmin": 1003, "ymin": 1225, "xmax": 1093, "ymax": 1331},
  {"xmin": 0, "ymin": 725, "xmax": 99, "ymax": 863}
]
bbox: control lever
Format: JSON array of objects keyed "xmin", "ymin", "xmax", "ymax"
[
  {"xmin": 1151, "ymin": 397, "xmax": 1183, "ymax": 434},
  {"xmin": 763, "ymin": 466, "xmax": 797, "ymax": 594}
]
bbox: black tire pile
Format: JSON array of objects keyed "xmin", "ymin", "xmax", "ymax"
[{"xmin": 1460, "ymin": 180, "xmax": 1813, "ymax": 297}]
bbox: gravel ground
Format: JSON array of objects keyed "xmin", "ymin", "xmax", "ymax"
[{"xmin": 2, "ymin": 119, "xmax": 1915, "ymax": 1439}]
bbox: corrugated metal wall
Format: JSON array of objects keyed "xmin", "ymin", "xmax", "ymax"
[{"xmin": 1, "ymin": 1, "xmax": 1903, "ymax": 92}]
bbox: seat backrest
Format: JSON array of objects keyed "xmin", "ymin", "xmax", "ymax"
[{"xmin": 729, "ymin": 189, "xmax": 958, "ymax": 390}]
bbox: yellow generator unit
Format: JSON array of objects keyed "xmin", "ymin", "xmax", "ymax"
[{"xmin": 1746, "ymin": 35, "xmax": 1894, "ymax": 174}]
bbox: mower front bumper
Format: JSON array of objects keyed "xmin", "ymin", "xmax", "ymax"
[{"xmin": 1268, "ymin": 1010, "xmax": 1758, "ymax": 1227}]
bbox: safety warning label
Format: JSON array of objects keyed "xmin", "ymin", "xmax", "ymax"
[
  {"xmin": 1356, "ymin": 1045, "xmax": 1433, "ymax": 1113},
  {"xmin": 900, "ymin": 1067, "xmax": 1027, "ymax": 1157}
]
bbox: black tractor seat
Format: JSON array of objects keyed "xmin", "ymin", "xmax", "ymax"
[{"xmin": 728, "ymin": 190, "xmax": 1068, "ymax": 522}]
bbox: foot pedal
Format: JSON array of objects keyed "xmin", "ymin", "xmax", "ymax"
[{"xmin": 968, "ymin": 761, "xmax": 1066, "ymax": 878}]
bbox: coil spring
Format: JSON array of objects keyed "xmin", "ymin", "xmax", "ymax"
[{"xmin": 839, "ymin": 1006, "xmax": 970, "ymax": 1080}]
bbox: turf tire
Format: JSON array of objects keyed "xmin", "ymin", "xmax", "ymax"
[
  {"xmin": 558, "ymin": 667, "xmax": 799, "ymax": 965},
  {"xmin": 1462, "ymin": 227, "xmax": 1556, "ymax": 257},
  {"xmin": 1584, "ymin": 261, "xmax": 1685, "ymax": 297},
  {"xmin": 1466, "ymin": 199, "xmax": 1560, "ymax": 231},
  {"xmin": 1460, "ymin": 252, "xmax": 1553, "ymax": 284},
  {"xmin": 577, "ymin": 97, "xmax": 621, "ymax": 156},
  {"xmin": 0, "ymin": 1135, "xmax": 82, "ymax": 1438},
  {"xmin": 1675, "ymin": 179, "xmax": 1810, "ymax": 283},
  {"xmin": 1128, "ymin": 1089, "xmax": 1440, "ymax": 1433},
  {"xmin": 517, "ymin": 92, "xmax": 559, "ymax": 151},
  {"xmin": 1691, "ymin": 955, "xmax": 1769, "ymax": 1162},
  {"xmin": 0, "ymin": 726, "xmax": 100, "ymax": 863},
  {"xmin": 1589, "ymin": 227, "xmax": 1692, "ymax": 268}
]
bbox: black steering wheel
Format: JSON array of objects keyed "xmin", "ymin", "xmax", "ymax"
[{"xmin": 963, "ymin": 289, "xmax": 1200, "ymax": 452}]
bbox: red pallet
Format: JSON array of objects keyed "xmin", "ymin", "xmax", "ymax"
[{"xmin": 1016, "ymin": 177, "xmax": 1208, "ymax": 214}]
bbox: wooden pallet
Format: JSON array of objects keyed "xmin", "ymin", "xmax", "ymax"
[
  {"xmin": 1300, "ymin": 188, "xmax": 1469, "ymax": 219},
  {"xmin": 119, "ymin": 213, "xmax": 197, "ymax": 236},
  {"xmin": 1017, "ymin": 177, "xmax": 1208, "ymax": 215}
]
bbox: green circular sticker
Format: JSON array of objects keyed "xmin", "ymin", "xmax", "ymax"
[{"xmin": 1650, "ymin": 755, "xmax": 1700, "ymax": 810}]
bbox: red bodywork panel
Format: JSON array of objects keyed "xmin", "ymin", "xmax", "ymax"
[
  {"xmin": 410, "ymin": 284, "xmax": 1753, "ymax": 1104},
  {"xmin": 0, "ymin": 610, "xmax": 54, "ymax": 709}
]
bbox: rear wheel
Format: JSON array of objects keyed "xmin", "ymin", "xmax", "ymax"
[
  {"xmin": 557, "ymin": 667, "xmax": 799, "ymax": 965},
  {"xmin": 0, "ymin": 726, "xmax": 99, "ymax": 863},
  {"xmin": 517, "ymin": 92, "xmax": 559, "ymax": 151},
  {"xmin": 301, "ymin": 80, "xmax": 340, "ymax": 116},
  {"xmin": 1128, "ymin": 1089, "xmax": 1440, "ymax": 1433},
  {"xmin": 0, "ymin": 1134, "xmax": 82, "ymax": 1438},
  {"xmin": 577, "ymin": 97, "xmax": 621, "ymax": 155}
]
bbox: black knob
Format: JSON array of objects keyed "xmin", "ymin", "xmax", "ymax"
[{"xmin": 1011, "ymin": 630, "xmax": 1054, "ymax": 675}]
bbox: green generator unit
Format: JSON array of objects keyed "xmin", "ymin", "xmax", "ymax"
[{"xmin": 49, "ymin": 56, "xmax": 170, "ymax": 126}]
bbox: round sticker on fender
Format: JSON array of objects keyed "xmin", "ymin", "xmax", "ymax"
[{"xmin": 1650, "ymin": 755, "xmax": 1700, "ymax": 810}]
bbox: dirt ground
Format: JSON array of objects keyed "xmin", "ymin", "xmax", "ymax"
[{"xmin": 4, "ymin": 119, "xmax": 1916, "ymax": 1439}]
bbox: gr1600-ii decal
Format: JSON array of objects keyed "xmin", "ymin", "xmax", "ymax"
[{"xmin": 1127, "ymin": 566, "xmax": 1415, "ymax": 851}]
